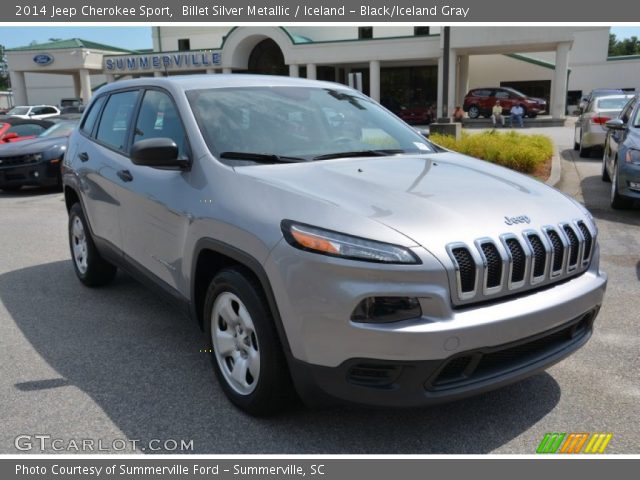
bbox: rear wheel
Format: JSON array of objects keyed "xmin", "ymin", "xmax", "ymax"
[
  {"xmin": 467, "ymin": 105, "xmax": 480, "ymax": 119},
  {"xmin": 573, "ymin": 126, "xmax": 580, "ymax": 151},
  {"xmin": 68, "ymin": 203, "xmax": 117, "ymax": 286},
  {"xmin": 601, "ymin": 144, "xmax": 611, "ymax": 182},
  {"xmin": 204, "ymin": 268, "xmax": 295, "ymax": 416},
  {"xmin": 578, "ymin": 133, "xmax": 591, "ymax": 158},
  {"xmin": 610, "ymin": 160, "xmax": 633, "ymax": 209}
]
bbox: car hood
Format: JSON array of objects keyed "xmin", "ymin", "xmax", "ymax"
[
  {"xmin": 0, "ymin": 136, "xmax": 67, "ymax": 156},
  {"xmin": 236, "ymin": 152, "xmax": 588, "ymax": 257}
]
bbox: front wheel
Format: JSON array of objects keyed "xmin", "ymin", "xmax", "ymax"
[
  {"xmin": 204, "ymin": 268, "xmax": 295, "ymax": 415},
  {"xmin": 68, "ymin": 203, "xmax": 117, "ymax": 286},
  {"xmin": 467, "ymin": 105, "xmax": 480, "ymax": 119},
  {"xmin": 610, "ymin": 161, "xmax": 633, "ymax": 209},
  {"xmin": 601, "ymin": 145, "xmax": 611, "ymax": 182}
]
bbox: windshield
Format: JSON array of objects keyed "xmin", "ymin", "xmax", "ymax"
[
  {"xmin": 38, "ymin": 122, "xmax": 76, "ymax": 138},
  {"xmin": 8, "ymin": 107, "xmax": 30, "ymax": 115},
  {"xmin": 187, "ymin": 86, "xmax": 434, "ymax": 162},
  {"xmin": 597, "ymin": 96, "xmax": 634, "ymax": 110}
]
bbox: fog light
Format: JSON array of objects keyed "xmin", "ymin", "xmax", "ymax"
[
  {"xmin": 351, "ymin": 297, "xmax": 422, "ymax": 323},
  {"xmin": 32, "ymin": 171, "xmax": 39, "ymax": 178},
  {"xmin": 629, "ymin": 181, "xmax": 640, "ymax": 191}
]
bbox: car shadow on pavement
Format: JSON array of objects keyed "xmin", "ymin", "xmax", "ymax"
[
  {"xmin": 1, "ymin": 260, "xmax": 561, "ymax": 454},
  {"xmin": 0, "ymin": 186, "xmax": 62, "ymax": 198},
  {"xmin": 579, "ymin": 175, "xmax": 640, "ymax": 226}
]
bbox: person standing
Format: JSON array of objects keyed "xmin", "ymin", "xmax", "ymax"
[
  {"xmin": 491, "ymin": 100, "xmax": 505, "ymax": 127},
  {"xmin": 510, "ymin": 103, "xmax": 525, "ymax": 128}
]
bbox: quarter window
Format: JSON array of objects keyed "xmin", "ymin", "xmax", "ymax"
[
  {"xmin": 96, "ymin": 90, "xmax": 139, "ymax": 151},
  {"xmin": 133, "ymin": 90, "xmax": 189, "ymax": 159},
  {"xmin": 81, "ymin": 95, "xmax": 106, "ymax": 135}
]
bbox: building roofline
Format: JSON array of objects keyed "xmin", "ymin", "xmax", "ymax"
[{"xmin": 7, "ymin": 38, "xmax": 136, "ymax": 54}]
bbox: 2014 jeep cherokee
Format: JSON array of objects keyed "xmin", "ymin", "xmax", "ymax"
[{"xmin": 63, "ymin": 75, "xmax": 607, "ymax": 415}]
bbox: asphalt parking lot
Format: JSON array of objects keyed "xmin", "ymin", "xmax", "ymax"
[{"xmin": 0, "ymin": 124, "xmax": 638, "ymax": 454}]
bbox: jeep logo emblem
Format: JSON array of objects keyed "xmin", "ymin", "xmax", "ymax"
[{"xmin": 504, "ymin": 215, "xmax": 531, "ymax": 225}]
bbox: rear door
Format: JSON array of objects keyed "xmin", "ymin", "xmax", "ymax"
[{"xmin": 73, "ymin": 89, "xmax": 140, "ymax": 250}]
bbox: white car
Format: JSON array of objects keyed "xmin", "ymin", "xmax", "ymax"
[{"xmin": 6, "ymin": 105, "xmax": 61, "ymax": 120}]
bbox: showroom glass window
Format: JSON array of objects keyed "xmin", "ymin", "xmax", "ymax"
[
  {"xmin": 95, "ymin": 90, "xmax": 139, "ymax": 151},
  {"xmin": 133, "ymin": 90, "xmax": 189, "ymax": 159}
]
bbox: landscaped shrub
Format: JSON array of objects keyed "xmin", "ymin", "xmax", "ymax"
[{"xmin": 429, "ymin": 130, "xmax": 553, "ymax": 173}]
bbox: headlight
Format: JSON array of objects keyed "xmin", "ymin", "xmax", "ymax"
[
  {"xmin": 625, "ymin": 148, "xmax": 640, "ymax": 164},
  {"xmin": 24, "ymin": 153, "xmax": 43, "ymax": 162},
  {"xmin": 281, "ymin": 220, "xmax": 420, "ymax": 264}
]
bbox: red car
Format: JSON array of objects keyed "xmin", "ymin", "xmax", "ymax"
[
  {"xmin": 463, "ymin": 87, "xmax": 547, "ymax": 119},
  {"xmin": 0, "ymin": 118, "xmax": 55, "ymax": 144}
]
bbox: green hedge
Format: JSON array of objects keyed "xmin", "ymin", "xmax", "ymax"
[{"xmin": 429, "ymin": 130, "xmax": 553, "ymax": 173}]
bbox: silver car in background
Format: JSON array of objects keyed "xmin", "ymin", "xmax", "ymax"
[
  {"xmin": 574, "ymin": 94, "xmax": 635, "ymax": 157},
  {"xmin": 63, "ymin": 75, "xmax": 607, "ymax": 415}
]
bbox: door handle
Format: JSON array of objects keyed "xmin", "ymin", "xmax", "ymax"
[
  {"xmin": 117, "ymin": 169, "xmax": 134, "ymax": 182},
  {"xmin": 78, "ymin": 152, "xmax": 89, "ymax": 162}
]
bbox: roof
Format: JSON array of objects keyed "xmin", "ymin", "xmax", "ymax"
[{"xmin": 7, "ymin": 38, "xmax": 135, "ymax": 54}]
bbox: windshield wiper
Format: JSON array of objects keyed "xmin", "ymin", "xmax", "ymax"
[
  {"xmin": 219, "ymin": 151, "xmax": 305, "ymax": 164},
  {"xmin": 312, "ymin": 149, "xmax": 405, "ymax": 161}
]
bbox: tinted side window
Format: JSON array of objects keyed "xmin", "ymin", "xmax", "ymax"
[
  {"xmin": 8, "ymin": 124, "xmax": 46, "ymax": 136},
  {"xmin": 494, "ymin": 91, "xmax": 510, "ymax": 99},
  {"xmin": 620, "ymin": 99, "xmax": 637, "ymax": 124},
  {"xmin": 41, "ymin": 107, "xmax": 57, "ymax": 114},
  {"xmin": 96, "ymin": 91, "xmax": 139, "ymax": 151},
  {"xmin": 133, "ymin": 90, "xmax": 189, "ymax": 159},
  {"xmin": 473, "ymin": 90, "xmax": 491, "ymax": 98},
  {"xmin": 81, "ymin": 95, "xmax": 106, "ymax": 135}
]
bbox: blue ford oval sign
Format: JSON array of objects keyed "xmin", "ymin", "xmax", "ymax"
[{"xmin": 33, "ymin": 53, "xmax": 54, "ymax": 66}]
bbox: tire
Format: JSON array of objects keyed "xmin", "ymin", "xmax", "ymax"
[
  {"xmin": 468, "ymin": 105, "xmax": 480, "ymax": 119},
  {"xmin": 601, "ymin": 144, "xmax": 611, "ymax": 182},
  {"xmin": 573, "ymin": 126, "xmax": 580, "ymax": 151},
  {"xmin": 68, "ymin": 203, "xmax": 117, "ymax": 286},
  {"xmin": 204, "ymin": 267, "xmax": 295, "ymax": 416},
  {"xmin": 610, "ymin": 160, "xmax": 634, "ymax": 209},
  {"xmin": 528, "ymin": 113, "xmax": 538, "ymax": 119},
  {"xmin": 578, "ymin": 133, "xmax": 591, "ymax": 158}
]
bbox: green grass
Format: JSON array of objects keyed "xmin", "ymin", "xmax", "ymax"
[{"xmin": 429, "ymin": 130, "xmax": 553, "ymax": 173}]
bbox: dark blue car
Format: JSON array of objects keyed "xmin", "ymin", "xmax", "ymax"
[{"xmin": 603, "ymin": 94, "xmax": 640, "ymax": 209}]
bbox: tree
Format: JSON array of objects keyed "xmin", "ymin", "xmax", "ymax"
[{"xmin": 608, "ymin": 33, "xmax": 640, "ymax": 56}]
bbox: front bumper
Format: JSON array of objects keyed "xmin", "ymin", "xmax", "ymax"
[
  {"xmin": 618, "ymin": 161, "xmax": 640, "ymax": 199},
  {"xmin": 266, "ymin": 241, "xmax": 606, "ymax": 406},
  {"xmin": 0, "ymin": 159, "xmax": 62, "ymax": 188}
]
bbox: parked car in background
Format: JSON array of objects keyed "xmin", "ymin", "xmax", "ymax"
[
  {"xmin": 574, "ymin": 94, "xmax": 635, "ymax": 157},
  {"xmin": 602, "ymin": 94, "xmax": 640, "ymax": 209},
  {"xmin": 63, "ymin": 76, "xmax": 605, "ymax": 415},
  {"xmin": 579, "ymin": 88, "xmax": 625, "ymax": 112},
  {"xmin": 0, "ymin": 120, "xmax": 77, "ymax": 191},
  {"xmin": 6, "ymin": 105, "xmax": 61, "ymax": 120},
  {"xmin": 0, "ymin": 118, "xmax": 55, "ymax": 144},
  {"xmin": 463, "ymin": 87, "xmax": 546, "ymax": 119}
]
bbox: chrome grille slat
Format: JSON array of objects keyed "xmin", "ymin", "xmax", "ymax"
[{"xmin": 447, "ymin": 220, "xmax": 595, "ymax": 304}]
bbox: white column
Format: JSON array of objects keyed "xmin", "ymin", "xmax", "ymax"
[
  {"xmin": 551, "ymin": 42, "xmax": 571, "ymax": 119},
  {"xmin": 9, "ymin": 71, "xmax": 27, "ymax": 105},
  {"xmin": 105, "ymin": 73, "xmax": 115, "ymax": 83},
  {"xmin": 206, "ymin": 68, "xmax": 217, "ymax": 74},
  {"xmin": 369, "ymin": 60, "xmax": 380, "ymax": 102},
  {"xmin": 447, "ymin": 49, "xmax": 457, "ymax": 119},
  {"xmin": 306, "ymin": 63, "xmax": 317, "ymax": 80},
  {"xmin": 436, "ymin": 55, "xmax": 444, "ymax": 119},
  {"xmin": 79, "ymin": 69, "xmax": 92, "ymax": 104},
  {"xmin": 153, "ymin": 71, "xmax": 163, "ymax": 77},
  {"xmin": 288, "ymin": 64, "xmax": 299, "ymax": 77},
  {"xmin": 222, "ymin": 67, "xmax": 232, "ymax": 74},
  {"xmin": 71, "ymin": 72, "xmax": 81, "ymax": 98},
  {"xmin": 457, "ymin": 55, "xmax": 469, "ymax": 107}
]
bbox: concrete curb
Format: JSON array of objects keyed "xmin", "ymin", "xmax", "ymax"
[{"xmin": 545, "ymin": 146, "xmax": 562, "ymax": 187}]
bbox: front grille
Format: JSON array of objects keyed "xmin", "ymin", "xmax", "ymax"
[
  {"xmin": 527, "ymin": 233, "xmax": 547, "ymax": 278},
  {"xmin": 480, "ymin": 242, "xmax": 502, "ymax": 288},
  {"xmin": 546, "ymin": 229, "xmax": 565, "ymax": 273},
  {"xmin": 0, "ymin": 156, "xmax": 36, "ymax": 168},
  {"xmin": 451, "ymin": 247, "xmax": 476, "ymax": 293},
  {"xmin": 428, "ymin": 310, "xmax": 596, "ymax": 390},
  {"xmin": 446, "ymin": 221, "xmax": 595, "ymax": 304}
]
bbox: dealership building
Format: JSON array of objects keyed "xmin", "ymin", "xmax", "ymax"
[{"xmin": 6, "ymin": 26, "xmax": 640, "ymax": 119}]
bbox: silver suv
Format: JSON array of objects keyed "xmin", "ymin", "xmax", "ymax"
[{"xmin": 63, "ymin": 75, "xmax": 607, "ymax": 415}]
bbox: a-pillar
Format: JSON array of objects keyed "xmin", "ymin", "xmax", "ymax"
[
  {"xmin": 306, "ymin": 63, "xmax": 317, "ymax": 80},
  {"xmin": 79, "ymin": 69, "xmax": 92, "ymax": 104},
  {"xmin": 369, "ymin": 60, "xmax": 380, "ymax": 102},
  {"xmin": 551, "ymin": 42, "xmax": 571, "ymax": 119},
  {"xmin": 9, "ymin": 71, "xmax": 28, "ymax": 105}
]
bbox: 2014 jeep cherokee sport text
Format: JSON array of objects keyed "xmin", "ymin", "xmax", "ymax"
[{"xmin": 63, "ymin": 76, "xmax": 607, "ymax": 415}]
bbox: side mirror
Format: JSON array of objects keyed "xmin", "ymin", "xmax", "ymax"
[
  {"xmin": 130, "ymin": 138, "xmax": 187, "ymax": 169},
  {"xmin": 605, "ymin": 118, "xmax": 626, "ymax": 131}
]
